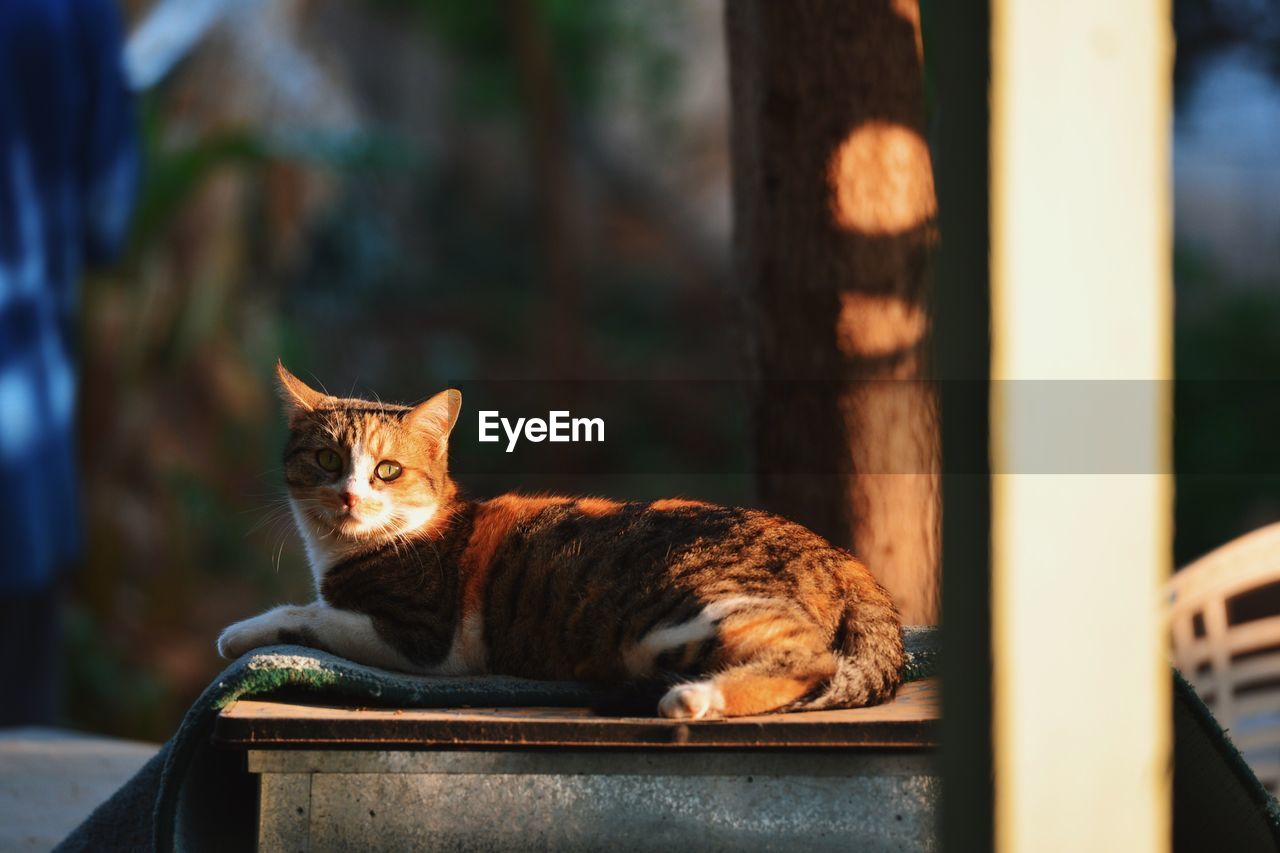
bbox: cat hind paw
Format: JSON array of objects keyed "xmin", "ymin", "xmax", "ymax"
[{"xmin": 658, "ymin": 681, "xmax": 725, "ymax": 720}]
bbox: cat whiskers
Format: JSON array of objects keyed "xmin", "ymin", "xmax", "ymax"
[
  {"xmin": 244, "ymin": 504, "xmax": 296, "ymax": 538},
  {"xmin": 242, "ymin": 493, "xmax": 296, "ymax": 530},
  {"xmin": 251, "ymin": 495, "xmax": 326, "ymax": 574}
]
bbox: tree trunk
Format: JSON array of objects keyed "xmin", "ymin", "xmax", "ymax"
[
  {"xmin": 727, "ymin": 0, "xmax": 940, "ymax": 623},
  {"xmin": 504, "ymin": 0, "xmax": 581, "ymax": 376}
]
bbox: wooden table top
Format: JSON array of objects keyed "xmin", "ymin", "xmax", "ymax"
[{"xmin": 215, "ymin": 677, "xmax": 938, "ymax": 750}]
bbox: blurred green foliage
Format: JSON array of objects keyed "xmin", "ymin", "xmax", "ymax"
[
  {"xmin": 1173, "ymin": 248, "xmax": 1280, "ymax": 565},
  {"xmin": 373, "ymin": 0, "xmax": 677, "ymax": 113}
]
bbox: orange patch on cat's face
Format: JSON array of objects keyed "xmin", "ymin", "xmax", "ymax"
[{"xmin": 362, "ymin": 420, "xmax": 428, "ymax": 486}]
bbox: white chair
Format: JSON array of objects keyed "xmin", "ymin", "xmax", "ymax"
[{"xmin": 1170, "ymin": 521, "xmax": 1280, "ymax": 793}]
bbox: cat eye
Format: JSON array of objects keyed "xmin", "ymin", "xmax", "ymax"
[
  {"xmin": 375, "ymin": 460, "xmax": 402, "ymax": 482},
  {"xmin": 316, "ymin": 448, "xmax": 342, "ymax": 472}
]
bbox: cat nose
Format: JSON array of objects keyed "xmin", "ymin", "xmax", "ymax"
[{"xmin": 339, "ymin": 490, "xmax": 358, "ymax": 509}]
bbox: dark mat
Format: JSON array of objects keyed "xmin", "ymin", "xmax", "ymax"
[{"xmin": 1173, "ymin": 669, "xmax": 1280, "ymax": 852}]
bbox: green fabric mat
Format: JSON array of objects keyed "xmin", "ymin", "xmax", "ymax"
[{"xmin": 56, "ymin": 627, "xmax": 939, "ymax": 852}]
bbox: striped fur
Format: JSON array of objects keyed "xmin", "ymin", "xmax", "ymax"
[{"xmin": 216, "ymin": 364, "xmax": 904, "ymax": 719}]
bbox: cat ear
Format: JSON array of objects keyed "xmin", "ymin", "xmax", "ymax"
[
  {"xmin": 408, "ymin": 389, "xmax": 462, "ymax": 455},
  {"xmin": 275, "ymin": 360, "xmax": 331, "ymax": 417}
]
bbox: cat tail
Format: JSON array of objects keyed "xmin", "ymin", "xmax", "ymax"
[{"xmin": 795, "ymin": 585, "xmax": 905, "ymax": 711}]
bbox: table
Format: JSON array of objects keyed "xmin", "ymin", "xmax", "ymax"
[{"xmin": 216, "ymin": 677, "xmax": 940, "ymax": 851}]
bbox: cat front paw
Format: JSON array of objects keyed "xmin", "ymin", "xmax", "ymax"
[
  {"xmin": 216, "ymin": 619, "xmax": 273, "ymax": 660},
  {"xmin": 216, "ymin": 606, "xmax": 315, "ymax": 659}
]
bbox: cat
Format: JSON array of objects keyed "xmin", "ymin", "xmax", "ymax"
[{"xmin": 216, "ymin": 362, "xmax": 905, "ymax": 719}]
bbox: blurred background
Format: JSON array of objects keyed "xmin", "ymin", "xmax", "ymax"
[
  {"xmin": 4, "ymin": 0, "xmax": 1277, "ymax": 740},
  {"xmin": 1172, "ymin": 0, "xmax": 1280, "ymax": 565}
]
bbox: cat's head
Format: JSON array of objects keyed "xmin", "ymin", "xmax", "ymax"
[{"xmin": 275, "ymin": 362, "xmax": 462, "ymax": 561}]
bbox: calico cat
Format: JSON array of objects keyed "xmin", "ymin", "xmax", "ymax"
[{"xmin": 216, "ymin": 363, "xmax": 904, "ymax": 719}]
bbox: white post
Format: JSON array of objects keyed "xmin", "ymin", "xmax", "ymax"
[{"xmin": 990, "ymin": 0, "xmax": 1173, "ymax": 850}]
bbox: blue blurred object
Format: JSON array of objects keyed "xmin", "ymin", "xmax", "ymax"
[
  {"xmin": 0, "ymin": 0, "xmax": 138, "ymax": 593},
  {"xmin": 124, "ymin": 0, "xmax": 237, "ymax": 91}
]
